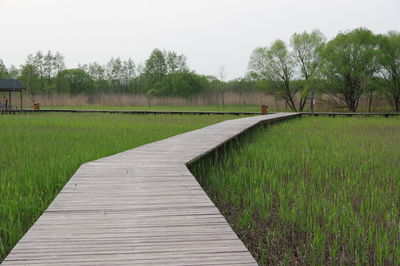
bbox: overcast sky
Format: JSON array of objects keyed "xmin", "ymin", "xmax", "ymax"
[{"xmin": 0, "ymin": 0, "xmax": 398, "ymax": 80}]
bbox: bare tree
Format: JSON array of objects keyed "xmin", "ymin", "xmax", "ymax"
[{"xmin": 218, "ymin": 66, "xmax": 226, "ymax": 107}]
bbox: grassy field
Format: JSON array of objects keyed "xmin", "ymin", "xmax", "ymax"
[
  {"xmin": 0, "ymin": 113, "xmax": 235, "ymax": 261},
  {"xmin": 190, "ymin": 117, "xmax": 400, "ymax": 265}
]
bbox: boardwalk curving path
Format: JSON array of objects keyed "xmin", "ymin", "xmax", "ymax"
[{"xmin": 3, "ymin": 113, "xmax": 299, "ymax": 265}]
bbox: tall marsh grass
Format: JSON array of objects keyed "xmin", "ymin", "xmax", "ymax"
[
  {"xmin": 190, "ymin": 117, "xmax": 400, "ymax": 265},
  {"xmin": 1, "ymin": 91, "xmax": 393, "ymax": 113},
  {"xmin": 0, "ymin": 113, "xmax": 235, "ymax": 261}
]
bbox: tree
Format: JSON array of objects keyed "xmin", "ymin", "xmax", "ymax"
[
  {"xmin": 226, "ymin": 78, "xmax": 256, "ymax": 105},
  {"xmin": 164, "ymin": 51, "xmax": 188, "ymax": 73},
  {"xmin": 377, "ymin": 31, "xmax": 400, "ymax": 111},
  {"xmin": 52, "ymin": 52, "xmax": 66, "ymax": 91},
  {"xmin": 26, "ymin": 51, "xmax": 46, "ymax": 89},
  {"xmin": 80, "ymin": 62, "xmax": 108, "ymax": 93},
  {"xmin": 248, "ymin": 40, "xmax": 299, "ymax": 111},
  {"xmin": 43, "ymin": 51, "xmax": 54, "ymax": 85},
  {"xmin": 291, "ymin": 30, "xmax": 326, "ymax": 113},
  {"xmin": 144, "ymin": 49, "xmax": 167, "ymax": 85},
  {"xmin": 320, "ymin": 28, "xmax": 380, "ymax": 112},
  {"xmin": 365, "ymin": 77, "xmax": 386, "ymax": 112},
  {"xmin": 121, "ymin": 58, "xmax": 136, "ymax": 92},
  {"xmin": 58, "ymin": 69, "xmax": 94, "ymax": 94},
  {"xmin": 149, "ymin": 71, "xmax": 207, "ymax": 97},
  {"xmin": 19, "ymin": 64, "xmax": 41, "ymax": 104},
  {"xmin": 217, "ymin": 66, "xmax": 226, "ymax": 107},
  {"xmin": 7, "ymin": 65, "xmax": 19, "ymax": 79},
  {"xmin": 134, "ymin": 63, "xmax": 149, "ymax": 94},
  {"xmin": 80, "ymin": 58, "xmax": 138, "ymax": 94},
  {"xmin": 105, "ymin": 57, "xmax": 124, "ymax": 92},
  {"xmin": 24, "ymin": 50, "xmax": 65, "ymax": 91},
  {"xmin": 0, "ymin": 59, "xmax": 9, "ymax": 78},
  {"xmin": 143, "ymin": 49, "xmax": 190, "ymax": 94},
  {"xmin": 84, "ymin": 62, "xmax": 106, "ymax": 80}
]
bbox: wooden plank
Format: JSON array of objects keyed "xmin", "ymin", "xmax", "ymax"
[
  {"xmin": 2, "ymin": 113, "xmax": 300, "ymax": 265},
  {"xmin": 301, "ymin": 112, "xmax": 400, "ymax": 117}
]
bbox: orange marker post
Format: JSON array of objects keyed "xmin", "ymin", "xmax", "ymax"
[{"xmin": 261, "ymin": 105, "xmax": 268, "ymax": 115}]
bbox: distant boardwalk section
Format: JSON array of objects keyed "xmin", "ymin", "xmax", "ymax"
[{"xmin": 2, "ymin": 113, "xmax": 299, "ymax": 265}]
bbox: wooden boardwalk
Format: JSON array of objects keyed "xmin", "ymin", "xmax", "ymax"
[
  {"xmin": 10, "ymin": 109, "xmax": 259, "ymax": 116},
  {"xmin": 4, "ymin": 108, "xmax": 400, "ymax": 117},
  {"xmin": 2, "ymin": 113, "xmax": 299, "ymax": 265}
]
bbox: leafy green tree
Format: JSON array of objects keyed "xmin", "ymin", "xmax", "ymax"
[
  {"xmin": 23, "ymin": 50, "xmax": 65, "ymax": 91},
  {"xmin": 0, "ymin": 59, "xmax": 9, "ymax": 78},
  {"xmin": 321, "ymin": 28, "xmax": 380, "ymax": 112},
  {"xmin": 81, "ymin": 58, "xmax": 138, "ymax": 94},
  {"xmin": 43, "ymin": 51, "xmax": 55, "ymax": 86},
  {"xmin": 291, "ymin": 30, "xmax": 326, "ymax": 112},
  {"xmin": 19, "ymin": 64, "xmax": 41, "ymax": 103},
  {"xmin": 144, "ymin": 49, "xmax": 167, "ymax": 85},
  {"xmin": 164, "ymin": 51, "xmax": 188, "ymax": 73},
  {"xmin": 7, "ymin": 65, "xmax": 19, "ymax": 79},
  {"xmin": 377, "ymin": 31, "xmax": 400, "ymax": 111},
  {"xmin": 121, "ymin": 58, "xmax": 136, "ymax": 92},
  {"xmin": 365, "ymin": 77, "xmax": 386, "ymax": 112},
  {"xmin": 249, "ymin": 40, "xmax": 299, "ymax": 111},
  {"xmin": 105, "ymin": 57, "xmax": 124, "ymax": 92},
  {"xmin": 150, "ymin": 72, "xmax": 207, "ymax": 97},
  {"xmin": 83, "ymin": 62, "xmax": 105, "ymax": 80},
  {"xmin": 80, "ymin": 62, "xmax": 108, "ymax": 93},
  {"xmin": 134, "ymin": 63, "xmax": 150, "ymax": 94},
  {"xmin": 29, "ymin": 52, "xmax": 44, "ymax": 87},
  {"xmin": 52, "ymin": 52, "xmax": 66, "ymax": 91},
  {"xmin": 58, "ymin": 69, "xmax": 94, "ymax": 94},
  {"xmin": 143, "ymin": 49, "xmax": 190, "ymax": 95},
  {"xmin": 206, "ymin": 75, "xmax": 222, "ymax": 91}
]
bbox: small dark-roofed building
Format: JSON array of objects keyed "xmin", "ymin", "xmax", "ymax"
[
  {"xmin": 0, "ymin": 79, "xmax": 25, "ymax": 91},
  {"xmin": 0, "ymin": 79, "xmax": 25, "ymax": 110}
]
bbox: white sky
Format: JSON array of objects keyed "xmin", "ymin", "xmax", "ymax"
[{"xmin": 0, "ymin": 0, "xmax": 399, "ymax": 80}]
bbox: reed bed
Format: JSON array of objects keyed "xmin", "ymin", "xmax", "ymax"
[
  {"xmin": 0, "ymin": 113, "xmax": 235, "ymax": 261},
  {"xmin": 4, "ymin": 91, "xmax": 393, "ymax": 113},
  {"xmin": 190, "ymin": 117, "xmax": 400, "ymax": 265}
]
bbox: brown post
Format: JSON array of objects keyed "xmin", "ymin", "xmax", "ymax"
[
  {"xmin": 261, "ymin": 105, "xmax": 268, "ymax": 115},
  {"xmin": 20, "ymin": 90, "xmax": 23, "ymax": 110},
  {"xmin": 9, "ymin": 91, "xmax": 11, "ymax": 109}
]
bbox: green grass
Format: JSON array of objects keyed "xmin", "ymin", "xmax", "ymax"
[
  {"xmin": 0, "ymin": 113, "xmax": 236, "ymax": 261},
  {"xmin": 190, "ymin": 117, "xmax": 400, "ymax": 265}
]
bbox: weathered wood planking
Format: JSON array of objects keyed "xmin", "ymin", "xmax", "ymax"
[{"xmin": 2, "ymin": 113, "xmax": 299, "ymax": 265}]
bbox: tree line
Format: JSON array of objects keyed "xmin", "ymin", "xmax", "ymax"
[
  {"xmin": 248, "ymin": 28, "xmax": 400, "ymax": 112},
  {"xmin": 0, "ymin": 49, "xmax": 229, "ymax": 101},
  {"xmin": 0, "ymin": 27, "xmax": 399, "ymax": 112}
]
